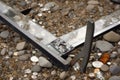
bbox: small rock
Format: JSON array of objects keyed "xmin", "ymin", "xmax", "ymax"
[
  {"xmin": 60, "ymin": 71, "xmax": 68, "ymax": 79},
  {"xmin": 118, "ymin": 48, "xmax": 120, "ymax": 54},
  {"xmin": 1, "ymin": 48, "xmax": 7, "ymax": 56},
  {"xmin": 18, "ymin": 54, "xmax": 31, "ymax": 61},
  {"xmin": 110, "ymin": 65, "xmax": 120, "ymax": 75},
  {"xmin": 86, "ymin": 5, "xmax": 95, "ymax": 12},
  {"xmin": 16, "ymin": 42, "xmax": 26, "ymax": 50},
  {"xmin": 88, "ymin": 73, "xmax": 95, "ymax": 78},
  {"xmin": 109, "ymin": 76, "xmax": 120, "ymax": 80},
  {"xmin": 0, "ymin": 30, "xmax": 9, "ymax": 39},
  {"xmin": 25, "ymin": 69, "xmax": 32, "ymax": 74},
  {"xmin": 118, "ymin": 41, "xmax": 120, "ymax": 45},
  {"xmin": 38, "ymin": 57, "xmax": 52, "ymax": 68},
  {"xmin": 31, "ymin": 65, "xmax": 41, "ymax": 72},
  {"xmin": 100, "ymin": 64, "xmax": 109, "ymax": 72},
  {"xmin": 51, "ymin": 70, "xmax": 56, "ymax": 76},
  {"xmin": 8, "ymin": 51, "xmax": 13, "ymax": 56},
  {"xmin": 70, "ymin": 75, "xmax": 76, "ymax": 80},
  {"xmin": 88, "ymin": 0, "xmax": 99, "ymax": 5},
  {"xmin": 98, "ymin": 6, "xmax": 103, "ymax": 13},
  {"xmin": 61, "ymin": 8, "xmax": 71, "ymax": 16},
  {"xmin": 19, "ymin": 1, "xmax": 27, "ymax": 6},
  {"xmin": 31, "ymin": 75, "xmax": 37, "ymax": 79},
  {"xmin": 110, "ymin": 51, "xmax": 118, "ymax": 59},
  {"xmin": 92, "ymin": 61, "xmax": 103, "ymax": 68},
  {"xmin": 103, "ymin": 31, "xmax": 120, "ymax": 42},
  {"xmin": 96, "ymin": 40, "xmax": 114, "ymax": 52},
  {"xmin": 43, "ymin": 2, "xmax": 59, "ymax": 11},
  {"xmin": 87, "ymin": 63, "xmax": 92, "ymax": 68},
  {"xmin": 18, "ymin": 50, "xmax": 25, "ymax": 55},
  {"xmin": 30, "ymin": 56, "xmax": 39, "ymax": 63},
  {"xmin": 32, "ymin": 72, "xmax": 38, "ymax": 76}
]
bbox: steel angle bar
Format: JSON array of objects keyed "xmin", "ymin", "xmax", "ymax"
[
  {"xmin": 60, "ymin": 10, "xmax": 120, "ymax": 48},
  {"xmin": 0, "ymin": 1, "xmax": 70, "ymax": 70},
  {"xmin": 0, "ymin": 1, "xmax": 120, "ymax": 70}
]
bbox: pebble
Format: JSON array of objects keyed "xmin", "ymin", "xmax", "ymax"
[
  {"xmin": 98, "ymin": 6, "xmax": 103, "ymax": 13},
  {"xmin": 118, "ymin": 48, "xmax": 120, "ymax": 54},
  {"xmin": 92, "ymin": 61, "xmax": 103, "ymax": 68},
  {"xmin": 8, "ymin": 51, "xmax": 13, "ymax": 56},
  {"xmin": 1, "ymin": 48, "xmax": 7, "ymax": 56},
  {"xmin": 25, "ymin": 69, "xmax": 32, "ymax": 74},
  {"xmin": 31, "ymin": 75, "xmax": 37, "ymax": 79},
  {"xmin": 87, "ymin": 63, "xmax": 92, "ymax": 68},
  {"xmin": 96, "ymin": 40, "xmax": 114, "ymax": 52},
  {"xmin": 100, "ymin": 64, "xmax": 109, "ymax": 72},
  {"xmin": 0, "ymin": 30, "xmax": 9, "ymax": 39},
  {"xmin": 86, "ymin": 5, "xmax": 95, "ymax": 12},
  {"xmin": 19, "ymin": 1, "xmax": 27, "ymax": 6},
  {"xmin": 118, "ymin": 41, "xmax": 120, "ymax": 45},
  {"xmin": 61, "ymin": 8, "xmax": 71, "ymax": 16},
  {"xmin": 88, "ymin": 73, "xmax": 95, "ymax": 78},
  {"xmin": 110, "ymin": 51, "xmax": 118, "ymax": 59},
  {"xmin": 30, "ymin": 56, "xmax": 39, "ymax": 63},
  {"xmin": 109, "ymin": 76, "xmax": 120, "ymax": 80},
  {"xmin": 110, "ymin": 65, "xmax": 120, "ymax": 75},
  {"xmin": 43, "ymin": 2, "xmax": 59, "ymax": 11},
  {"xmin": 60, "ymin": 71, "xmax": 68, "ymax": 79},
  {"xmin": 38, "ymin": 57, "xmax": 52, "ymax": 68},
  {"xmin": 16, "ymin": 42, "xmax": 26, "ymax": 50},
  {"xmin": 18, "ymin": 54, "xmax": 31, "ymax": 61},
  {"xmin": 103, "ymin": 31, "xmax": 120, "ymax": 42},
  {"xmin": 70, "ymin": 75, "xmax": 76, "ymax": 80},
  {"xmin": 32, "ymin": 72, "xmax": 38, "ymax": 76},
  {"xmin": 51, "ymin": 70, "xmax": 56, "ymax": 76},
  {"xmin": 31, "ymin": 65, "xmax": 41, "ymax": 72},
  {"xmin": 87, "ymin": 0, "xmax": 99, "ymax": 5}
]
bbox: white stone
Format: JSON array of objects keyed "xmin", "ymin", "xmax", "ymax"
[
  {"xmin": 92, "ymin": 61, "xmax": 103, "ymax": 68},
  {"xmin": 30, "ymin": 56, "xmax": 39, "ymax": 62},
  {"xmin": 25, "ymin": 69, "xmax": 32, "ymax": 74}
]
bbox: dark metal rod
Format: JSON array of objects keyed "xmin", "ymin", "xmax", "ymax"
[{"xmin": 71, "ymin": 21, "xmax": 94, "ymax": 73}]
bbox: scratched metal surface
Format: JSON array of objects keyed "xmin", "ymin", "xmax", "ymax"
[{"xmin": 61, "ymin": 10, "xmax": 120, "ymax": 47}]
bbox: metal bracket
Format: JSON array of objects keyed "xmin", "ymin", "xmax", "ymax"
[{"xmin": 0, "ymin": 1, "xmax": 120, "ymax": 70}]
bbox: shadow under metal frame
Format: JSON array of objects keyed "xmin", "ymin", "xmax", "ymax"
[{"xmin": 0, "ymin": 1, "xmax": 120, "ymax": 70}]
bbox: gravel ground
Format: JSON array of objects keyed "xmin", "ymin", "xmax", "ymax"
[{"xmin": 0, "ymin": 0, "xmax": 120, "ymax": 80}]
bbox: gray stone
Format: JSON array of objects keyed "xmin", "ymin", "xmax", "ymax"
[
  {"xmin": 8, "ymin": 51, "xmax": 13, "ymax": 56},
  {"xmin": 44, "ymin": 2, "xmax": 59, "ymax": 11},
  {"xmin": 110, "ymin": 65, "xmax": 120, "ymax": 75},
  {"xmin": 88, "ymin": 0, "xmax": 99, "ymax": 5},
  {"xmin": 38, "ymin": 57, "xmax": 52, "ymax": 68},
  {"xmin": 103, "ymin": 31, "xmax": 120, "ymax": 42},
  {"xmin": 18, "ymin": 54, "xmax": 31, "ymax": 61},
  {"xmin": 86, "ymin": 5, "xmax": 95, "ymax": 12},
  {"xmin": 19, "ymin": 1, "xmax": 27, "ymax": 6},
  {"xmin": 96, "ymin": 40, "xmax": 114, "ymax": 52},
  {"xmin": 61, "ymin": 8, "xmax": 71, "ymax": 16},
  {"xmin": 16, "ymin": 42, "xmax": 26, "ymax": 50},
  {"xmin": 100, "ymin": 64, "xmax": 109, "ymax": 72},
  {"xmin": 31, "ymin": 65, "xmax": 41, "ymax": 72},
  {"xmin": 98, "ymin": 6, "xmax": 103, "ymax": 13},
  {"xmin": 1, "ymin": 48, "xmax": 7, "ymax": 56},
  {"xmin": 118, "ymin": 48, "xmax": 120, "ymax": 54},
  {"xmin": 18, "ymin": 50, "xmax": 25, "ymax": 56},
  {"xmin": 60, "ymin": 71, "xmax": 68, "ymax": 79},
  {"xmin": 51, "ymin": 70, "xmax": 56, "ymax": 75},
  {"xmin": 0, "ymin": 30, "xmax": 9, "ymax": 39},
  {"xmin": 110, "ymin": 51, "xmax": 118, "ymax": 59},
  {"xmin": 109, "ymin": 76, "xmax": 120, "ymax": 80}
]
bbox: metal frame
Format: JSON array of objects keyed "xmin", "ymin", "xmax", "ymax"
[{"xmin": 0, "ymin": 1, "xmax": 120, "ymax": 70}]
